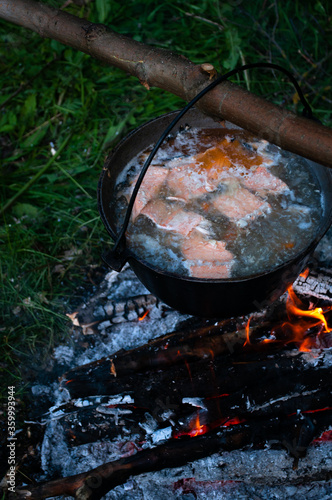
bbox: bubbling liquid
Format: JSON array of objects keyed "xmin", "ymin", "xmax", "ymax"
[{"xmin": 112, "ymin": 126, "xmax": 323, "ymax": 279}]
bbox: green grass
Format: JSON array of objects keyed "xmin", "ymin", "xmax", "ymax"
[{"xmin": 0, "ymin": 0, "xmax": 331, "ymax": 406}]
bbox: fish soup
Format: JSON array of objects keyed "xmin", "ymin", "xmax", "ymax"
[{"xmin": 112, "ymin": 126, "xmax": 323, "ymax": 279}]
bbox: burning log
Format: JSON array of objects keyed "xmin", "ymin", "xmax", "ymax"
[
  {"xmin": 62, "ymin": 289, "xmax": 332, "ymax": 403},
  {"xmin": 62, "ymin": 317, "xmax": 247, "ymax": 385},
  {"xmin": 56, "ymin": 288, "xmax": 332, "ymax": 447},
  {"xmin": 14, "ymin": 427, "xmax": 252, "ymax": 500},
  {"xmin": 61, "ymin": 341, "xmax": 332, "ymax": 406},
  {"xmin": 15, "ymin": 411, "xmax": 332, "ymax": 500},
  {"xmin": 51, "ymin": 345, "xmax": 332, "ymax": 447}
]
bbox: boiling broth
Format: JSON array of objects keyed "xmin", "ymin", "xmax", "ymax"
[{"xmin": 112, "ymin": 127, "xmax": 323, "ymax": 279}]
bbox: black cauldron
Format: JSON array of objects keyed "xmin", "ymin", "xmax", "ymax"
[{"xmin": 98, "ymin": 108, "xmax": 332, "ymax": 318}]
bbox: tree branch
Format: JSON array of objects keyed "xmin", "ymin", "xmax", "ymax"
[{"xmin": 0, "ymin": 0, "xmax": 331, "ymax": 168}]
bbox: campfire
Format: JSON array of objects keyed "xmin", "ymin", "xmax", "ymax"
[{"xmin": 14, "ymin": 236, "xmax": 332, "ymax": 499}]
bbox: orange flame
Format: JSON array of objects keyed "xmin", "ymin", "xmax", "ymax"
[
  {"xmin": 243, "ymin": 317, "xmax": 251, "ymax": 347},
  {"xmin": 244, "ymin": 282, "xmax": 331, "ymax": 351},
  {"xmin": 138, "ymin": 310, "xmax": 149, "ymax": 321},
  {"xmin": 287, "ymin": 286, "xmax": 329, "ymax": 327},
  {"xmin": 284, "ymin": 285, "xmax": 331, "ymax": 351},
  {"xmin": 299, "ymin": 268, "xmax": 310, "ymax": 279},
  {"xmin": 190, "ymin": 413, "xmax": 208, "ymax": 437}
]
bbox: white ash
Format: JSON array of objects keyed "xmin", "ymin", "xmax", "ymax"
[
  {"xmin": 42, "ymin": 391, "xmax": 71, "ymax": 423},
  {"xmin": 104, "ymin": 395, "xmax": 134, "ymax": 405},
  {"xmin": 95, "ymin": 406, "xmax": 132, "ymax": 425},
  {"xmin": 138, "ymin": 412, "xmax": 159, "ymax": 435},
  {"xmin": 286, "ymin": 348, "xmax": 332, "ymax": 368},
  {"xmin": 247, "ymin": 388, "xmax": 320, "ymax": 412},
  {"xmin": 293, "ymin": 270, "xmax": 332, "ymax": 301},
  {"xmin": 151, "ymin": 426, "xmax": 173, "ymax": 444},
  {"xmin": 137, "ymin": 414, "xmax": 175, "ymax": 447},
  {"xmin": 105, "ymin": 265, "xmax": 151, "ymax": 300},
  {"xmin": 69, "ymin": 306, "xmax": 185, "ymax": 368},
  {"xmin": 53, "ymin": 345, "xmax": 75, "ymax": 365},
  {"xmin": 40, "ymin": 419, "xmax": 73, "ymax": 480},
  {"xmin": 54, "ymin": 267, "xmax": 189, "ymax": 370},
  {"xmin": 182, "ymin": 397, "xmax": 207, "ymax": 409},
  {"xmin": 71, "ymin": 398, "xmax": 94, "ymax": 408},
  {"xmin": 31, "ymin": 384, "xmax": 53, "ymax": 397},
  {"xmin": 40, "ymin": 421, "xmax": 332, "ymax": 500}
]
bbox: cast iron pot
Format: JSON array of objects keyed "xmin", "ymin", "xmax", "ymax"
[{"xmin": 98, "ymin": 108, "xmax": 332, "ymax": 318}]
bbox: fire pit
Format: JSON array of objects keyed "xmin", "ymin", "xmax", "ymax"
[{"xmin": 14, "ymin": 228, "xmax": 332, "ymax": 500}]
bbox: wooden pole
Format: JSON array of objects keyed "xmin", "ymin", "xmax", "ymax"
[{"xmin": 0, "ymin": 0, "xmax": 331, "ymax": 167}]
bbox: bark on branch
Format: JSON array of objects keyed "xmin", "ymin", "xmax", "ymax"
[{"xmin": 0, "ymin": 0, "xmax": 332, "ymax": 167}]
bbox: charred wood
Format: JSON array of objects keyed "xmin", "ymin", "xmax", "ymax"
[
  {"xmin": 294, "ymin": 268, "xmax": 332, "ymax": 301},
  {"xmin": 59, "ymin": 403, "xmax": 148, "ymax": 446},
  {"xmin": 62, "ymin": 318, "xmax": 246, "ymax": 383},
  {"xmin": 16, "ymin": 412, "xmax": 331, "ymax": 500},
  {"xmin": 61, "ymin": 348, "xmax": 332, "ymax": 404},
  {"xmin": 61, "ymin": 309, "xmax": 332, "ymax": 403},
  {"xmin": 54, "ymin": 345, "xmax": 332, "ymax": 450},
  {"xmin": 75, "ymin": 293, "xmax": 161, "ymax": 332},
  {"xmin": 55, "ymin": 380, "xmax": 332, "ymax": 447}
]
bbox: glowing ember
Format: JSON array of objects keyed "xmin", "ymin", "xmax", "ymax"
[
  {"xmin": 185, "ymin": 359, "xmax": 193, "ymax": 381},
  {"xmin": 312, "ymin": 430, "xmax": 332, "ymax": 443},
  {"xmin": 174, "ymin": 413, "xmax": 246, "ymax": 439},
  {"xmin": 173, "ymin": 413, "xmax": 208, "ymax": 439},
  {"xmin": 221, "ymin": 416, "xmax": 246, "ymax": 427},
  {"xmin": 206, "ymin": 393, "xmax": 230, "ymax": 400},
  {"xmin": 289, "ymin": 407, "xmax": 332, "ymax": 416},
  {"xmin": 173, "ymin": 276, "xmax": 331, "ymax": 443}
]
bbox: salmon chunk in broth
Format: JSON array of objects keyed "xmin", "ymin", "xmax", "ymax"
[
  {"xmin": 140, "ymin": 199, "xmax": 206, "ymax": 237},
  {"xmin": 212, "ymin": 179, "xmax": 271, "ymax": 225},
  {"xmin": 182, "ymin": 230, "xmax": 233, "ymax": 263},
  {"xmin": 240, "ymin": 165, "xmax": 289, "ymax": 196},
  {"xmin": 186, "ymin": 262, "xmax": 233, "ymax": 279},
  {"xmin": 166, "ymin": 160, "xmax": 215, "ymax": 201},
  {"xmin": 181, "ymin": 231, "xmax": 234, "ymax": 279},
  {"xmin": 129, "ymin": 167, "xmax": 169, "ymax": 220}
]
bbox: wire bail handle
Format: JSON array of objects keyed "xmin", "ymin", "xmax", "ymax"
[{"xmin": 111, "ymin": 62, "xmax": 313, "ymax": 257}]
